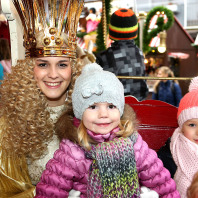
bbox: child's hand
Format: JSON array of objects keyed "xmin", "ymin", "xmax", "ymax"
[{"xmin": 140, "ymin": 186, "xmax": 159, "ymax": 198}]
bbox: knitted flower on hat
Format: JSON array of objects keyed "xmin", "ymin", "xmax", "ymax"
[
  {"xmin": 177, "ymin": 76, "xmax": 198, "ymax": 128},
  {"xmin": 72, "ymin": 63, "xmax": 125, "ymax": 119}
]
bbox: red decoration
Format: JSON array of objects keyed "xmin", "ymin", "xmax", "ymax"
[{"xmin": 125, "ymin": 96, "xmax": 178, "ymax": 151}]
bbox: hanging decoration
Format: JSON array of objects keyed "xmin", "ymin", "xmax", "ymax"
[
  {"xmin": 142, "ymin": 6, "xmax": 174, "ymax": 54},
  {"xmin": 95, "ymin": 0, "xmax": 112, "ymax": 52}
]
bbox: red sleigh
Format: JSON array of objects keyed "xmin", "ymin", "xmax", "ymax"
[{"xmin": 125, "ymin": 96, "xmax": 178, "ymax": 151}]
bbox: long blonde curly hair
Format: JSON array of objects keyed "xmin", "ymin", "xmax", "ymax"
[{"xmin": 0, "ymin": 55, "xmax": 84, "ymax": 160}]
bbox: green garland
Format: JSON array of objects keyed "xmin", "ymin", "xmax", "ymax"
[
  {"xmin": 95, "ymin": 0, "xmax": 112, "ymax": 53},
  {"xmin": 143, "ymin": 6, "xmax": 174, "ymax": 53}
]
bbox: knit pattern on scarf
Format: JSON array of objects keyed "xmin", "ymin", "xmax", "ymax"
[
  {"xmin": 170, "ymin": 127, "xmax": 198, "ymax": 198},
  {"xmin": 85, "ymin": 132, "xmax": 140, "ymax": 198}
]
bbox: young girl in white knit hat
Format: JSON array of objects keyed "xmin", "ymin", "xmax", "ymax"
[
  {"xmin": 170, "ymin": 76, "xmax": 198, "ymax": 197},
  {"xmin": 35, "ymin": 63, "xmax": 179, "ymax": 197}
]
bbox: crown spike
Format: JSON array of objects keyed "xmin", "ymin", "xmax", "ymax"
[
  {"xmin": 66, "ymin": 0, "xmax": 84, "ymax": 40},
  {"xmin": 21, "ymin": 0, "xmax": 34, "ymax": 30},
  {"xmin": 26, "ymin": 0, "xmax": 35, "ymax": 33},
  {"xmin": 12, "ymin": 0, "xmax": 28, "ymax": 35},
  {"xmin": 12, "ymin": 0, "xmax": 84, "ymax": 58},
  {"xmin": 57, "ymin": 0, "xmax": 63, "ymax": 21},
  {"xmin": 49, "ymin": 0, "xmax": 56, "ymax": 27},
  {"xmin": 57, "ymin": 0, "xmax": 70, "ymax": 36},
  {"xmin": 74, "ymin": 0, "xmax": 84, "ymax": 29},
  {"xmin": 34, "ymin": 0, "xmax": 47, "ymax": 31}
]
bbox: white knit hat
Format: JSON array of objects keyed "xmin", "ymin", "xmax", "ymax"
[
  {"xmin": 72, "ymin": 63, "xmax": 125, "ymax": 119},
  {"xmin": 177, "ymin": 76, "xmax": 198, "ymax": 128}
]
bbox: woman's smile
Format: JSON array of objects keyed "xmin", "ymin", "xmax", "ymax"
[{"xmin": 44, "ymin": 81, "xmax": 62, "ymax": 88}]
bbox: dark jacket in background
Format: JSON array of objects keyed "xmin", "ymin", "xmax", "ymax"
[
  {"xmin": 152, "ymin": 80, "xmax": 182, "ymax": 107},
  {"xmin": 157, "ymin": 138, "xmax": 177, "ymax": 178},
  {"xmin": 96, "ymin": 40, "xmax": 148, "ymax": 101}
]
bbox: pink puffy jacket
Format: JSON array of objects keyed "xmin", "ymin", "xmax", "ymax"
[{"xmin": 35, "ymin": 134, "xmax": 180, "ymax": 198}]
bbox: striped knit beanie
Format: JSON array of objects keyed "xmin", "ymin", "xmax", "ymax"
[
  {"xmin": 177, "ymin": 76, "xmax": 198, "ymax": 128},
  {"xmin": 109, "ymin": 8, "xmax": 138, "ymax": 41}
]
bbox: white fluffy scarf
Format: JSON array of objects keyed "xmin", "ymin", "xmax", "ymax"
[{"xmin": 170, "ymin": 128, "xmax": 198, "ymax": 198}]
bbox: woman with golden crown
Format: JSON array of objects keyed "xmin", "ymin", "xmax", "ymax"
[{"xmin": 0, "ymin": 0, "xmax": 95, "ymax": 197}]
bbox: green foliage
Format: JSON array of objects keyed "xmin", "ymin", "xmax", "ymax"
[
  {"xmin": 134, "ymin": 24, "xmax": 140, "ymax": 47},
  {"xmin": 95, "ymin": 0, "xmax": 112, "ymax": 53},
  {"xmin": 77, "ymin": 32, "xmax": 87, "ymax": 38},
  {"xmin": 96, "ymin": 22, "xmax": 106, "ymax": 52},
  {"xmin": 143, "ymin": 6, "xmax": 174, "ymax": 54}
]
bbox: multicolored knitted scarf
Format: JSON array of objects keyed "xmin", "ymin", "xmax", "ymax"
[{"xmin": 86, "ymin": 133, "xmax": 140, "ymax": 197}]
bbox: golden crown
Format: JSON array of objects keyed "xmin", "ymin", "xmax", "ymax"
[{"xmin": 12, "ymin": 0, "xmax": 84, "ymax": 58}]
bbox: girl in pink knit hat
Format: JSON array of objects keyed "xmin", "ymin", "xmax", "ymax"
[{"xmin": 170, "ymin": 76, "xmax": 198, "ymax": 197}]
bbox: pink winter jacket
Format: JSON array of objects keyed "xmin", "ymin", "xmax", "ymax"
[{"xmin": 35, "ymin": 134, "xmax": 180, "ymax": 198}]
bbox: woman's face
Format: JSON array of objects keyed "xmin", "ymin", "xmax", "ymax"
[
  {"xmin": 34, "ymin": 57, "xmax": 72, "ymax": 107},
  {"xmin": 157, "ymin": 70, "xmax": 168, "ymax": 82}
]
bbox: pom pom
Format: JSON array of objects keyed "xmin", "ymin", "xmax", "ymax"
[
  {"xmin": 82, "ymin": 63, "xmax": 103, "ymax": 74},
  {"xmin": 189, "ymin": 76, "xmax": 198, "ymax": 92}
]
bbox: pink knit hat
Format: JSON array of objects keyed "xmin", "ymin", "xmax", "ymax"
[{"xmin": 177, "ymin": 76, "xmax": 198, "ymax": 128}]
